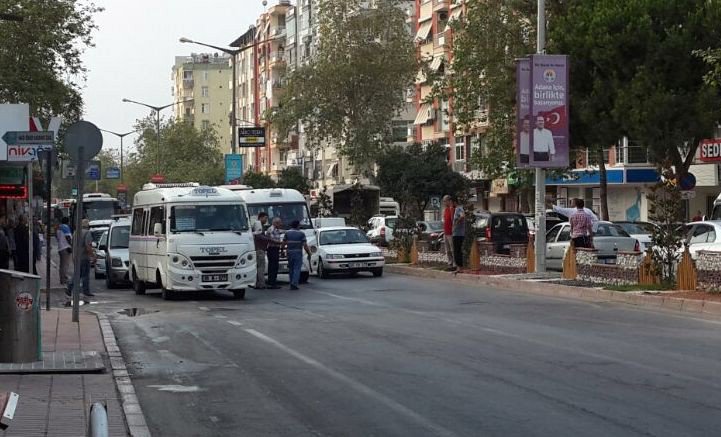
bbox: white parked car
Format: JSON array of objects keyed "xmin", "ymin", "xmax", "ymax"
[
  {"xmin": 103, "ymin": 216, "xmax": 131, "ymax": 288},
  {"xmin": 615, "ymin": 221, "xmax": 657, "ymax": 252},
  {"xmin": 93, "ymin": 230, "xmax": 108, "ymax": 279},
  {"xmin": 545, "ymin": 221, "xmax": 639, "ymax": 270},
  {"xmin": 317, "ymin": 227, "xmax": 384, "ymax": 278},
  {"xmin": 683, "ymin": 221, "xmax": 721, "ymax": 259},
  {"xmin": 366, "ymin": 216, "xmax": 398, "ymax": 246}
]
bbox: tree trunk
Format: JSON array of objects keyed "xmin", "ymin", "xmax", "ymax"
[{"xmin": 598, "ymin": 148, "xmax": 609, "ymax": 221}]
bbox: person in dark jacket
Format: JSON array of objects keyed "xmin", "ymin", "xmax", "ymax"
[
  {"xmin": 14, "ymin": 215, "xmax": 37, "ymax": 274},
  {"xmin": 0, "ymin": 216, "xmax": 10, "ymax": 270}
]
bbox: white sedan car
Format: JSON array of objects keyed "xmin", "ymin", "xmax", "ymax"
[
  {"xmin": 316, "ymin": 227, "xmax": 385, "ymax": 278},
  {"xmin": 683, "ymin": 221, "xmax": 721, "ymax": 259}
]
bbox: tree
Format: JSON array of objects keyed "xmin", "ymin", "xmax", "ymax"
[
  {"xmin": 242, "ymin": 171, "xmax": 275, "ymax": 189},
  {"xmin": 647, "ymin": 167, "xmax": 686, "ymax": 284},
  {"xmin": 376, "ymin": 143, "xmax": 469, "ymax": 219},
  {"xmin": 270, "ymin": 0, "xmax": 417, "ymax": 175},
  {"xmin": 123, "ymin": 117, "xmax": 224, "ymax": 198},
  {"xmin": 277, "ymin": 167, "xmax": 310, "ymax": 194},
  {"xmin": 550, "ymin": 0, "xmax": 721, "ymax": 189},
  {"xmin": 0, "ymin": 1, "xmax": 101, "ymax": 120}
]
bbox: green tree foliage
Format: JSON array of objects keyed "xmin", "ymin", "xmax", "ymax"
[
  {"xmin": 123, "ymin": 117, "xmax": 224, "ymax": 198},
  {"xmin": 647, "ymin": 167, "xmax": 686, "ymax": 284},
  {"xmin": 376, "ymin": 143, "xmax": 469, "ymax": 219},
  {"xmin": 242, "ymin": 171, "xmax": 275, "ymax": 189},
  {"xmin": 270, "ymin": 0, "xmax": 417, "ymax": 174},
  {"xmin": 550, "ymin": 0, "xmax": 721, "ymax": 177},
  {"xmin": 0, "ymin": 1, "xmax": 101, "ymax": 120},
  {"xmin": 277, "ymin": 167, "xmax": 310, "ymax": 194}
]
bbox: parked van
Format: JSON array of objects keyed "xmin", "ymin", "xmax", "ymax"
[
  {"xmin": 129, "ymin": 183, "xmax": 256, "ymax": 300},
  {"xmin": 379, "ymin": 197, "xmax": 400, "ymax": 216},
  {"xmin": 227, "ymin": 187, "xmax": 319, "ymax": 283}
]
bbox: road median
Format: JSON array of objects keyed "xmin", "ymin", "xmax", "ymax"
[{"xmin": 386, "ymin": 264, "xmax": 721, "ymax": 318}]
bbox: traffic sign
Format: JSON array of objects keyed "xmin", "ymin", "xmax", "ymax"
[
  {"xmin": 151, "ymin": 174, "xmax": 166, "ymax": 184},
  {"xmin": 116, "ymin": 184, "xmax": 128, "ymax": 193},
  {"xmin": 105, "ymin": 167, "xmax": 121, "ymax": 179},
  {"xmin": 681, "ymin": 191, "xmax": 696, "ymax": 200},
  {"xmin": 1, "ymin": 131, "xmax": 54, "ymax": 145},
  {"xmin": 430, "ymin": 196, "xmax": 441, "ymax": 210},
  {"xmin": 62, "ymin": 161, "xmax": 101, "ymax": 180},
  {"xmin": 679, "ymin": 172, "xmax": 696, "ymax": 191},
  {"xmin": 63, "ymin": 121, "xmax": 103, "ymax": 161}
]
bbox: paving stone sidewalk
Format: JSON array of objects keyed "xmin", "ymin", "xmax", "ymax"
[{"xmin": 0, "ymin": 309, "xmax": 128, "ymax": 437}]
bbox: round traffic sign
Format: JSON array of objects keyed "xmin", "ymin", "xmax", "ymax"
[
  {"xmin": 116, "ymin": 184, "xmax": 128, "ymax": 193},
  {"xmin": 151, "ymin": 174, "xmax": 166, "ymax": 184},
  {"xmin": 679, "ymin": 172, "xmax": 696, "ymax": 191},
  {"xmin": 63, "ymin": 121, "xmax": 103, "ymax": 161}
]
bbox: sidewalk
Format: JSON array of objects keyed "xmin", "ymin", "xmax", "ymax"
[{"xmin": 0, "ymin": 310, "xmax": 128, "ymax": 437}]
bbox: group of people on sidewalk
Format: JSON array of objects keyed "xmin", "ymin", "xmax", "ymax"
[
  {"xmin": 0, "ymin": 214, "xmax": 42, "ymax": 273},
  {"xmin": 253, "ymin": 213, "xmax": 312, "ymax": 290},
  {"xmin": 442, "ymin": 195, "xmax": 466, "ymax": 271}
]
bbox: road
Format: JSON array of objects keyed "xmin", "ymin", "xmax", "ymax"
[{"xmin": 85, "ymin": 272, "xmax": 721, "ymax": 437}]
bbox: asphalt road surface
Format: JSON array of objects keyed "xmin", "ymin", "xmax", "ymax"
[{"xmin": 84, "ymin": 272, "xmax": 721, "ymax": 437}]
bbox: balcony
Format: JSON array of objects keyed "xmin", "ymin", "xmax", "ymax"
[
  {"xmin": 182, "ymin": 79, "xmax": 194, "ymax": 89},
  {"xmin": 452, "ymin": 160, "xmax": 467, "ymax": 172},
  {"xmin": 434, "ymin": 31, "xmax": 447, "ymax": 51},
  {"xmin": 433, "ymin": 0, "xmax": 449, "ymax": 11}
]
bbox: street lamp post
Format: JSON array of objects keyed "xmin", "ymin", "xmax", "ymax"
[
  {"xmin": 180, "ymin": 37, "xmax": 240, "ymax": 155},
  {"xmin": 99, "ymin": 129, "xmax": 135, "ymax": 184},
  {"xmin": 121, "ymin": 98, "xmax": 191, "ymax": 174}
]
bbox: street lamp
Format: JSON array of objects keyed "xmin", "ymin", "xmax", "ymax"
[
  {"xmin": 180, "ymin": 37, "xmax": 241, "ymax": 155},
  {"xmin": 121, "ymin": 98, "xmax": 192, "ymax": 174},
  {"xmin": 99, "ymin": 129, "xmax": 135, "ymax": 184}
]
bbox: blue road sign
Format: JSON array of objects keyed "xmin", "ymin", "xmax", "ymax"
[
  {"xmin": 225, "ymin": 154, "xmax": 243, "ymax": 184},
  {"xmin": 85, "ymin": 161, "xmax": 101, "ymax": 181},
  {"xmin": 106, "ymin": 167, "xmax": 121, "ymax": 179}
]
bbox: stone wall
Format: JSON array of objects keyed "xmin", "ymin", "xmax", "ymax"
[
  {"xmin": 696, "ymin": 251, "xmax": 721, "ymax": 292},
  {"xmin": 477, "ymin": 242, "xmax": 527, "ymax": 274},
  {"xmin": 576, "ymin": 249, "xmax": 642, "ymax": 286}
]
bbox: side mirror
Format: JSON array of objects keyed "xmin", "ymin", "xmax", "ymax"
[
  {"xmin": 91, "ymin": 242, "xmax": 98, "ymax": 249},
  {"xmin": 153, "ymin": 223, "xmax": 163, "ymax": 237}
]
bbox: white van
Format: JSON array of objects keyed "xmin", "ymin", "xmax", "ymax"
[
  {"xmin": 226, "ymin": 187, "xmax": 319, "ymax": 283},
  {"xmin": 379, "ymin": 197, "xmax": 400, "ymax": 216},
  {"xmin": 129, "ymin": 183, "xmax": 256, "ymax": 300}
]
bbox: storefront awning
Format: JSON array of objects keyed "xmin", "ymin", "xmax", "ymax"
[
  {"xmin": 415, "ymin": 21, "xmax": 432, "ymax": 42},
  {"xmin": 429, "ymin": 56, "xmax": 444, "ymax": 72},
  {"xmin": 445, "ymin": 8, "xmax": 463, "ymax": 32}
]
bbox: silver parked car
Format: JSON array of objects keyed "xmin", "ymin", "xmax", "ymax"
[
  {"xmin": 545, "ymin": 221, "xmax": 640, "ymax": 270},
  {"xmin": 103, "ymin": 216, "xmax": 131, "ymax": 288}
]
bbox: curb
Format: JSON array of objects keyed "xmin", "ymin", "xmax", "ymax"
[
  {"xmin": 386, "ymin": 264, "xmax": 721, "ymax": 318},
  {"xmin": 95, "ymin": 313, "xmax": 152, "ymax": 437}
]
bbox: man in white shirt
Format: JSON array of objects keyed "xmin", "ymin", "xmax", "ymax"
[
  {"xmin": 519, "ymin": 117, "xmax": 530, "ymax": 164},
  {"xmin": 533, "ymin": 115, "xmax": 556, "ymax": 161}
]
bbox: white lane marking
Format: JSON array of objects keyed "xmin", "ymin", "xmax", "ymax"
[
  {"xmin": 214, "ymin": 315, "xmax": 228, "ymax": 319},
  {"xmin": 148, "ymin": 384, "xmax": 204, "ymax": 393},
  {"xmin": 244, "ymin": 328, "xmax": 457, "ymax": 437},
  {"xmin": 227, "ymin": 320, "xmax": 244, "ymax": 326},
  {"xmin": 151, "ymin": 336, "xmax": 170, "ymax": 344},
  {"xmin": 198, "ymin": 306, "xmax": 210, "ymax": 311},
  {"xmin": 315, "ymin": 290, "xmax": 721, "ymax": 390}
]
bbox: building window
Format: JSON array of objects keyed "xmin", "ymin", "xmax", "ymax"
[
  {"xmin": 203, "ymin": 71, "xmax": 208, "ymax": 81},
  {"xmin": 201, "ymin": 86, "xmax": 209, "ymax": 97},
  {"xmin": 201, "ymin": 103, "xmax": 209, "ymax": 114},
  {"xmin": 183, "ymin": 71, "xmax": 193, "ymax": 80},
  {"xmin": 202, "ymin": 120, "xmax": 210, "ymax": 130},
  {"xmin": 455, "ymin": 140, "xmax": 465, "ymax": 161}
]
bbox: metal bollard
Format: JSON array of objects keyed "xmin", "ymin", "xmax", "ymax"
[{"xmin": 88, "ymin": 402, "xmax": 108, "ymax": 437}]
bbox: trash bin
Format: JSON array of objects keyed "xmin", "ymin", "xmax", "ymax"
[{"xmin": 0, "ymin": 269, "xmax": 42, "ymax": 363}]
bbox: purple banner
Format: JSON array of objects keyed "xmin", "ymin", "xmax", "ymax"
[
  {"xmin": 529, "ymin": 54, "xmax": 569, "ymax": 168},
  {"xmin": 516, "ymin": 58, "xmax": 531, "ymax": 168}
]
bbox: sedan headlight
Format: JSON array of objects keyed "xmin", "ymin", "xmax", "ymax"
[
  {"xmin": 111, "ymin": 258, "xmax": 123, "ymax": 267},
  {"xmin": 170, "ymin": 254, "xmax": 193, "ymax": 270},
  {"xmin": 326, "ymin": 254, "xmax": 344, "ymax": 260},
  {"xmin": 369, "ymin": 251, "xmax": 382, "ymax": 258}
]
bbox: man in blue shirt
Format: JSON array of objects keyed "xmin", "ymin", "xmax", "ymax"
[{"xmin": 284, "ymin": 220, "xmax": 312, "ymax": 290}]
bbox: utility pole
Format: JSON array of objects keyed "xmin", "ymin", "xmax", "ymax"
[{"xmin": 534, "ymin": 0, "xmax": 547, "ymax": 273}]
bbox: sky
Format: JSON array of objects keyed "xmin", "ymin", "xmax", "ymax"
[{"xmin": 82, "ymin": 0, "xmax": 266, "ymax": 154}]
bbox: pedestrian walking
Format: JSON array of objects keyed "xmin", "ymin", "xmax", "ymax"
[
  {"xmin": 451, "ymin": 198, "xmax": 465, "ymax": 270},
  {"xmin": 265, "ymin": 217, "xmax": 284, "ymax": 289},
  {"xmin": 284, "ymin": 220, "xmax": 311, "ymax": 290},
  {"xmin": 65, "ymin": 219, "xmax": 95, "ymax": 304},
  {"xmin": 570, "ymin": 198, "xmax": 594, "ymax": 249},
  {"xmin": 0, "ymin": 216, "xmax": 11, "ymax": 270},
  {"xmin": 252, "ymin": 212, "xmax": 270, "ymax": 290},
  {"xmin": 7, "ymin": 218, "xmax": 16, "ymax": 269},
  {"xmin": 56, "ymin": 216, "xmax": 73, "ymax": 284},
  {"xmin": 442, "ymin": 195, "xmax": 455, "ymax": 271},
  {"xmin": 14, "ymin": 215, "xmax": 35, "ymax": 274}
]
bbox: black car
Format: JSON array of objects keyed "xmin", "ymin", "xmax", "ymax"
[{"xmin": 473, "ymin": 212, "xmax": 530, "ymax": 254}]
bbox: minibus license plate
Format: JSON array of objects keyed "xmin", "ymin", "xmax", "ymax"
[{"xmin": 202, "ymin": 274, "xmax": 228, "ymax": 282}]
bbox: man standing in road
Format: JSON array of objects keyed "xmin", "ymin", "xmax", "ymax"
[
  {"xmin": 56, "ymin": 217, "xmax": 73, "ymax": 284},
  {"xmin": 265, "ymin": 217, "xmax": 284, "ymax": 290},
  {"xmin": 442, "ymin": 195, "xmax": 455, "ymax": 271},
  {"xmin": 284, "ymin": 220, "xmax": 311, "ymax": 290},
  {"xmin": 533, "ymin": 115, "xmax": 556, "ymax": 162},
  {"xmin": 452, "ymin": 197, "xmax": 466, "ymax": 270},
  {"xmin": 65, "ymin": 219, "xmax": 95, "ymax": 304},
  {"xmin": 570, "ymin": 199, "xmax": 594, "ymax": 249},
  {"xmin": 252, "ymin": 212, "xmax": 269, "ymax": 290}
]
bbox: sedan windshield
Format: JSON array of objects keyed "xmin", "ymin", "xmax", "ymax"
[
  {"xmin": 170, "ymin": 204, "xmax": 249, "ymax": 232},
  {"xmin": 110, "ymin": 226, "xmax": 130, "ymax": 249},
  {"xmin": 320, "ymin": 229, "xmax": 369, "ymax": 245}
]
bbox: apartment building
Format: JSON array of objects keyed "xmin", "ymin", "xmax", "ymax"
[
  {"xmin": 230, "ymin": 26, "xmax": 260, "ymax": 174},
  {"xmin": 171, "ymin": 53, "xmax": 233, "ymax": 153},
  {"xmin": 413, "ymin": 0, "xmax": 485, "ymax": 179}
]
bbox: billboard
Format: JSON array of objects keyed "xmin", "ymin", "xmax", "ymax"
[
  {"xmin": 699, "ymin": 139, "xmax": 721, "ymax": 162},
  {"xmin": 516, "ymin": 58, "xmax": 531, "ymax": 168},
  {"xmin": 528, "ymin": 54, "xmax": 569, "ymax": 168},
  {"xmin": 238, "ymin": 127, "xmax": 265, "ymax": 147},
  {"xmin": 225, "ymin": 154, "xmax": 243, "ymax": 184}
]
